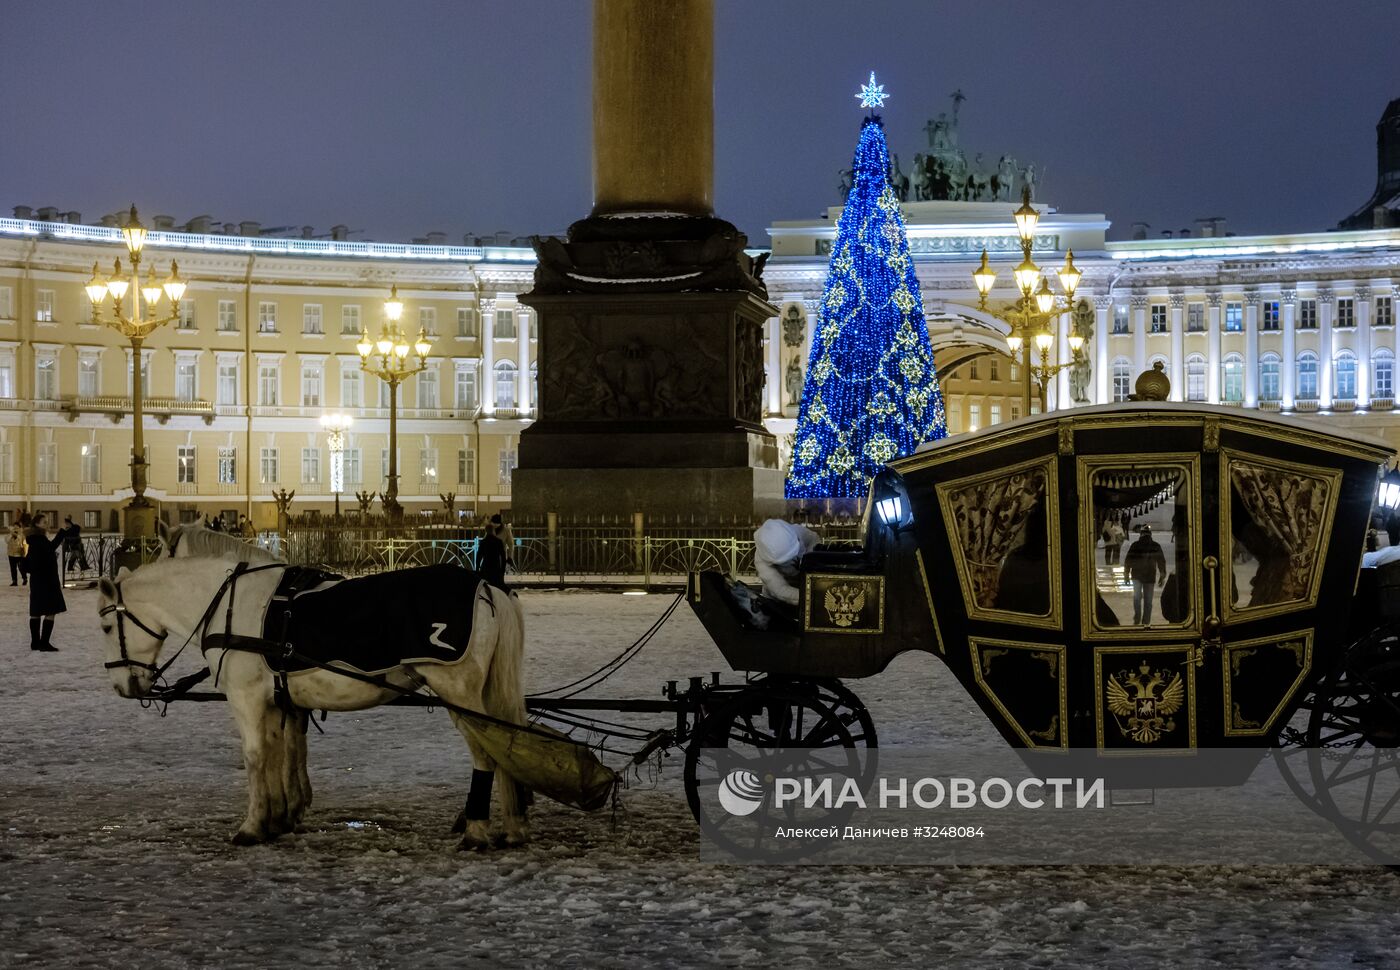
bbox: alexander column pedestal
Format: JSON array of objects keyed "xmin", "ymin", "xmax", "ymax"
[{"xmin": 513, "ymin": 0, "xmax": 783, "ymax": 521}]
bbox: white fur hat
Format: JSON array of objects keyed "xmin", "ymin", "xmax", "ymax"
[{"xmin": 755, "ymin": 518, "xmax": 803, "ymax": 564}]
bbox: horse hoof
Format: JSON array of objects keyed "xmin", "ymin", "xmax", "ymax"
[
  {"xmin": 457, "ymin": 835, "xmax": 491, "ymax": 853},
  {"xmin": 449, "ymin": 811, "xmax": 466, "ymax": 835},
  {"xmin": 231, "ymin": 830, "xmax": 264, "ymax": 846}
]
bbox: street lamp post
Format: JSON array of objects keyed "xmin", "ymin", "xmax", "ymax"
[
  {"xmin": 356, "ymin": 285, "xmax": 432, "ymax": 522},
  {"xmin": 320, "ymin": 412, "xmax": 353, "ymax": 519},
  {"xmin": 84, "ymin": 205, "xmax": 187, "ymax": 538},
  {"xmin": 971, "ymin": 187, "xmax": 1084, "ymax": 416}
]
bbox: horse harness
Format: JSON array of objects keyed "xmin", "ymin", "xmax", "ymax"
[{"xmin": 100, "ymin": 583, "xmax": 170, "ymax": 676}]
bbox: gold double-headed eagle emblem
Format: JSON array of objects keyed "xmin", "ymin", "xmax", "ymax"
[
  {"xmin": 1106, "ymin": 662, "xmax": 1185, "ymax": 744},
  {"xmin": 823, "ymin": 583, "xmax": 866, "ymax": 628}
]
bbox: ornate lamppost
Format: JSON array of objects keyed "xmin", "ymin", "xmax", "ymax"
[
  {"xmin": 84, "ymin": 205, "xmax": 187, "ymax": 538},
  {"xmin": 356, "ymin": 285, "xmax": 431, "ymax": 522},
  {"xmin": 319, "ymin": 412, "xmax": 353, "ymax": 519},
  {"xmin": 970, "ymin": 187, "xmax": 1084, "ymax": 415}
]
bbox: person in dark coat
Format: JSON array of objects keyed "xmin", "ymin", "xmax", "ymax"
[
  {"xmin": 478, "ymin": 513, "xmax": 513, "ymax": 589},
  {"xmin": 1123, "ymin": 525, "xmax": 1168, "ymax": 625},
  {"xmin": 59, "ymin": 515, "xmax": 90, "ymax": 572},
  {"xmin": 25, "ymin": 513, "xmax": 65, "ymax": 651}
]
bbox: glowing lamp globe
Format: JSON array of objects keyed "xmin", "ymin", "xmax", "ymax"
[{"xmin": 1380, "ymin": 467, "xmax": 1400, "ymax": 511}]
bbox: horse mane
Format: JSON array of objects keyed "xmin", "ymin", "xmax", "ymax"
[{"xmin": 169, "ymin": 523, "xmax": 282, "ymax": 563}]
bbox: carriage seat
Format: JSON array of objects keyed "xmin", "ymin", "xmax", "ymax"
[{"xmin": 799, "ymin": 543, "xmax": 879, "ymax": 575}]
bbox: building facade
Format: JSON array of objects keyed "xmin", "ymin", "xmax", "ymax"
[{"xmin": 3, "ymin": 197, "xmax": 1399, "ymax": 529}]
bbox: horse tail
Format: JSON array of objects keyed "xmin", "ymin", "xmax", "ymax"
[{"xmin": 482, "ymin": 585, "xmax": 527, "ymax": 729}]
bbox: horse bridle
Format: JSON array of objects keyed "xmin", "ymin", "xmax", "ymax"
[{"xmin": 100, "ymin": 583, "xmax": 169, "ymax": 675}]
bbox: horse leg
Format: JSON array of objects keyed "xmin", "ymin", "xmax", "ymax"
[
  {"xmin": 446, "ymin": 711, "xmax": 495, "ymax": 851},
  {"xmin": 281, "ymin": 709, "xmax": 312, "ymax": 829},
  {"xmin": 226, "ymin": 685, "xmax": 280, "ymax": 845}
]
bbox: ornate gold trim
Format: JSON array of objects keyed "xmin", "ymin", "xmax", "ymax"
[
  {"xmin": 1220, "ymin": 629, "xmax": 1313, "ymax": 737},
  {"xmin": 969, "ymin": 636, "xmax": 1068, "ymax": 750},
  {"xmin": 1218, "ymin": 450, "xmax": 1342, "ymax": 624},
  {"xmin": 1093, "ymin": 644, "xmax": 1198, "ymax": 753},
  {"xmin": 1057, "ymin": 420, "xmax": 1075, "ymax": 456},
  {"xmin": 802, "ymin": 573, "xmax": 885, "ymax": 635},
  {"xmin": 935, "ymin": 455, "xmax": 1062, "ymax": 631},
  {"xmin": 1077, "ymin": 454, "xmax": 1202, "ymax": 640},
  {"xmin": 915, "ymin": 548, "xmax": 945, "ymax": 655},
  {"xmin": 895, "ymin": 427, "xmax": 1058, "ymax": 473}
]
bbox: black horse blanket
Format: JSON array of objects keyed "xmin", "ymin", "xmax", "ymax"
[{"xmin": 259, "ymin": 564, "xmax": 488, "ymax": 674}]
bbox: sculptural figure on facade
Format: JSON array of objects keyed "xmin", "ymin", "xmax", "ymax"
[
  {"xmin": 889, "ymin": 154, "xmax": 909, "ymax": 202},
  {"xmin": 782, "ymin": 305, "xmax": 805, "ymax": 347},
  {"xmin": 997, "ymin": 155, "xmax": 1017, "ymax": 201},
  {"xmin": 910, "ymin": 152, "xmax": 930, "ymax": 201},
  {"xmin": 1070, "ymin": 298, "xmax": 1095, "ymax": 403},
  {"xmin": 785, "ymin": 356, "xmax": 804, "ymax": 406}
]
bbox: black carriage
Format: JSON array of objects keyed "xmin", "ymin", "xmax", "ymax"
[{"xmin": 688, "ymin": 402, "xmax": 1400, "ymax": 862}]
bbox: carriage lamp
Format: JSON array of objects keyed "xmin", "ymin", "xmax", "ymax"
[
  {"xmin": 876, "ymin": 493, "xmax": 904, "ymax": 529},
  {"xmin": 872, "ymin": 473, "xmax": 910, "ymax": 533},
  {"xmin": 1379, "ymin": 466, "xmax": 1400, "ymax": 512}
]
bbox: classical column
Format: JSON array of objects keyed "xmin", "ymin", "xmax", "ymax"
[
  {"xmin": 1318, "ymin": 288, "xmax": 1334, "ymax": 407},
  {"xmin": 1169, "ymin": 292, "xmax": 1185, "ymax": 402},
  {"xmin": 1131, "ymin": 293, "xmax": 1147, "ymax": 377},
  {"xmin": 593, "ymin": 0, "xmax": 713, "ymax": 216},
  {"xmin": 1207, "ymin": 290, "xmax": 1222, "ymax": 403},
  {"xmin": 1055, "ymin": 307, "xmax": 1070, "ymax": 410},
  {"xmin": 1357, "ymin": 285, "xmax": 1373, "ymax": 407},
  {"xmin": 480, "ymin": 298, "xmax": 496, "ymax": 416},
  {"xmin": 1243, "ymin": 289, "xmax": 1260, "ymax": 407},
  {"xmin": 765, "ymin": 314, "xmax": 782, "ymax": 416},
  {"xmin": 517, "ymin": 309, "xmax": 532, "ymax": 416},
  {"xmin": 1281, "ymin": 290, "xmax": 1297, "ymax": 407},
  {"xmin": 1094, "ymin": 295, "xmax": 1112, "ymax": 404}
]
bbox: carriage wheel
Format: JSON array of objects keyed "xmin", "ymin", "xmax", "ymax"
[
  {"xmin": 1304, "ymin": 623, "xmax": 1400, "ymax": 865},
  {"xmin": 683, "ymin": 678, "xmax": 877, "ymax": 862}
]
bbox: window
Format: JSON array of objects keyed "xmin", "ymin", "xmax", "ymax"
[
  {"xmin": 1221, "ymin": 353, "xmax": 1244, "ymax": 402},
  {"xmin": 968, "ymin": 403, "xmax": 981, "ymax": 432},
  {"xmin": 1009, "ymin": 402, "xmax": 1021, "ymax": 421},
  {"xmin": 217, "ymin": 360, "xmax": 239, "ymax": 406},
  {"xmin": 1299, "ymin": 299, "xmax": 1317, "ymax": 330},
  {"xmin": 80, "ymin": 443, "xmax": 100, "ymax": 484},
  {"xmin": 177, "ymin": 446, "xmax": 196, "ymax": 484},
  {"xmin": 0, "ymin": 441, "xmax": 11, "ymax": 482},
  {"xmin": 1187, "ymin": 303, "xmax": 1205, "ymax": 332},
  {"xmin": 494, "ymin": 360, "xmax": 518, "ymax": 408},
  {"xmin": 1262, "ymin": 301, "xmax": 1280, "ymax": 331},
  {"xmin": 78, "ymin": 354, "xmax": 100, "ymax": 398},
  {"xmin": 1374, "ymin": 351, "xmax": 1395, "ymax": 399},
  {"xmin": 343, "ymin": 448, "xmax": 362, "ymax": 485},
  {"xmin": 301, "ymin": 447, "xmax": 320, "ymax": 484},
  {"xmin": 300, "ymin": 361, "xmax": 323, "ymax": 407},
  {"xmin": 34, "ymin": 353, "xmax": 57, "ymax": 400},
  {"xmin": 218, "ymin": 300, "xmax": 237, "ymax": 332},
  {"xmin": 1009, "ymin": 362, "xmax": 1019, "ymax": 382},
  {"xmin": 1377, "ymin": 297, "xmax": 1395, "ymax": 328},
  {"xmin": 0, "ymin": 285, "xmax": 12, "ymax": 318},
  {"xmin": 38, "ymin": 442, "xmax": 57, "ymax": 483},
  {"xmin": 989, "ymin": 358, "xmax": 999, "ymax": 382},
  {"xmin": 455, "ymin": 363, "xmax": 478, "ymax": 409},
  {"xmin": 420, "ymin": 449, "xmax": 438, "ymax": 486},
  {"xmin": 498, "ymin": 447, "xmax": 518, "ymax": 490},
  {"xmin": 176, "ymin": 358, "xmax": 197, "ymax": 402},
  {"xmin": 259, "ymin": 447, "xmax": 279, "ymax": 484},
  {"xmin": 303, "ymin": 304, "xmax": 322, "ymax": 335},
  {"xmin": 179, "ymin": 299, "xmax": 196, "ymax": 330},
  {"xmin": 1113, "ymin": 306, "xmax": 1129, "ymax": 335},
  {"xmin": 1259, "ymin": 353, "xmax": 1280, "ymax": 401},
  {"xmin": 495, "ymin": 309, "xmax": 516, "ymax": 339},
  {"xmin": 457, "ymin": 307, "xmax": 478, "ymax": 337},
  {"xmin": 416, "ymin": 366, "xmax": 438, "ymax": 409},
  {"xmin": 1186, "ymin": 354, "xmax": 1206, "ymax": 401},
  {"xmin": 1296, "ymin": 352, "xmax": 1319, "ymax": 400},
  {"xmin": 258, "ymin": 302, "xmax": 277, "ymax": 333},
  {"xmin": 341, "ymin": 366, "xmax": 362, "ymax": 408},
  {"xmin": 968, "ymin": 360, "xmax": 979, "ymax": 381},
  {"xmin": 36, "ymin": 289, "xmax": 54, "ymax": 322},
  {"xmin": 457, "ymin": 448, "xmax": 475, "ymax": 488},
  {"xmin": 1111, "ymin": 358, "xmax": 1132, "ymax": 402},
  {"xmin": 83, "ymin": 511, "xmax": 100, "ymax": 530},
  {"xmin": 948, "ymin": 404, "xmax": 962, "ymax": 431},
  {"xmin": 419, "ymin": 307, "xmax": 437, "ymax": 336},
  {"xmin": 1225, "ymin": 302, "xmax": 1243, "ymax": 333},
  {"xmin": 218, "ymin": 447, "xmax": 237, "ymax": 484},
  {"xmin": 1150, "ymin": 304, "xmax": 1167, "ymax": 333},
  {"xmin": 1337, "ymin": 298, "xmax": 1355, "ymax": 329},
  {"xmin": 0, "ymin": 350, "xmax": 12, "ymax": 398},
  {"xmin": 1334, "ymin": 352, "xmax": 1357, "ymax": 400},
  {"xmin": 342, "ymin": 305, "xmax": 361, "ymax": 335},
  {"xmin": 989, "ymin": 403, "xmax": 1002, "ymax": 425},
  {"xmin": 258, "ymin": 362, "xmax": 279, "ymax": 406}
]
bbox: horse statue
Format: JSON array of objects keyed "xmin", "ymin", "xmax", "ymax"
[
  {"xmin": 911, "ymin": 153, "xmax": 929, "ymax": 201},
  {"xmin": 96, "ymin": 548, "xmax": 538, "ymax": 851},
  {"xmin": 889, "ymin": 154, "xmax": 909, "ymax": 202}
]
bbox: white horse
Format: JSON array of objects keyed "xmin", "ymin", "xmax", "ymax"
[{"xmin": 96, "ymin": 552, "xmax": 529, "ymax": 850}]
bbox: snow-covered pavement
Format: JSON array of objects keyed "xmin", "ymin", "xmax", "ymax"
[{"xmin": 3, "ymin": 584, "xmax": 1399, "ymax": 969}]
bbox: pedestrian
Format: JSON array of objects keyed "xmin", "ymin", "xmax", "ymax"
[
  {"xmin": 1123, "ymin": 525, "xmax": 1167, "ymax": 625},
  {"xmin": 7, "ymin": 521, "xmax": 28, "ymax": 586},
  {"xmin": 210, "ymin": 515, "xmax": 223, "ymax": 532},
  {"xmin": 239, "ymin": 514, "xmax": 256, "ymax": 539},
  {"xmin": 24, "ymin": 513, "xmax": 64, "ymax": 651},
  {"xmin": 1105, "ymin": 518, "xmax": 1126, "ymax": 565},
  {"xmin": 59, "ymin": 515, "xmax": 90, "ymax": 572},
  {"xmin": 478, "ymin": 513, "xmax": 514, "ymax": 589}
]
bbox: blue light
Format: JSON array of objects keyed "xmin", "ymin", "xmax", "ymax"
[{"xmin": 786, "ymin": 115, "xmax": 947, "ymax": 500}]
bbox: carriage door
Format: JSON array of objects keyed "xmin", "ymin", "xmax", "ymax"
[
  {"xmin": 1210, "ymin": 447, "xmax": 1341, "ymax": 744},
  {"xmin": 1080, "ymin": 456, "xmax": 1204, "ymax": 753}
]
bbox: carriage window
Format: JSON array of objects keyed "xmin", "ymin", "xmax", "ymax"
[
  {"xmin": 1089, "ymin": 464, "xmax": 1193, "ymax": 630},
  {"xmin": 939, "ymin": 460, "xmax": 1057, "ymax": 624},
  {"xmin": 1225, "ymin": 456, "xmax": 1337, "ymax": 615}
]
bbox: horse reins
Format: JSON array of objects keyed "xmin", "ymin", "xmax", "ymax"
[{"xmin": 100, "ymin": 583, "xmax": 169, "ymax": 676}]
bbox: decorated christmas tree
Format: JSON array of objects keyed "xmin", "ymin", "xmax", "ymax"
[{"xmin": 786, "ymin": 75, "xmax": 947, "ymax": 500}]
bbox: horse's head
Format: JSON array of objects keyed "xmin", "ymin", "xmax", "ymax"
[{"xmin": 97, "ymin": 570, "xmax": 169, "ymax": 698}]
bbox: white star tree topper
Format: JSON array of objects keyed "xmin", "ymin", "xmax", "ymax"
[{"xmin": 855, "ymin": 71, "xmax": 888, "ymax": 109}]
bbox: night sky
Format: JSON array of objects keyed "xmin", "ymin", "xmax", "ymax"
[{"xmin": 3, "ymin": 1, "xmax": 1396, "ymax": 245}]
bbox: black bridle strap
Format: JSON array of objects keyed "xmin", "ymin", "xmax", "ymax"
[{"xmin": 101, "ymin": 583, "xmax": 168, "ymax": 674}]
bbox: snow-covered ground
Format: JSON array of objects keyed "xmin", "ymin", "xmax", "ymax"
[{"xmin": 3, "ymin": 584, "xmax": 1399, "ymax": 969}]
